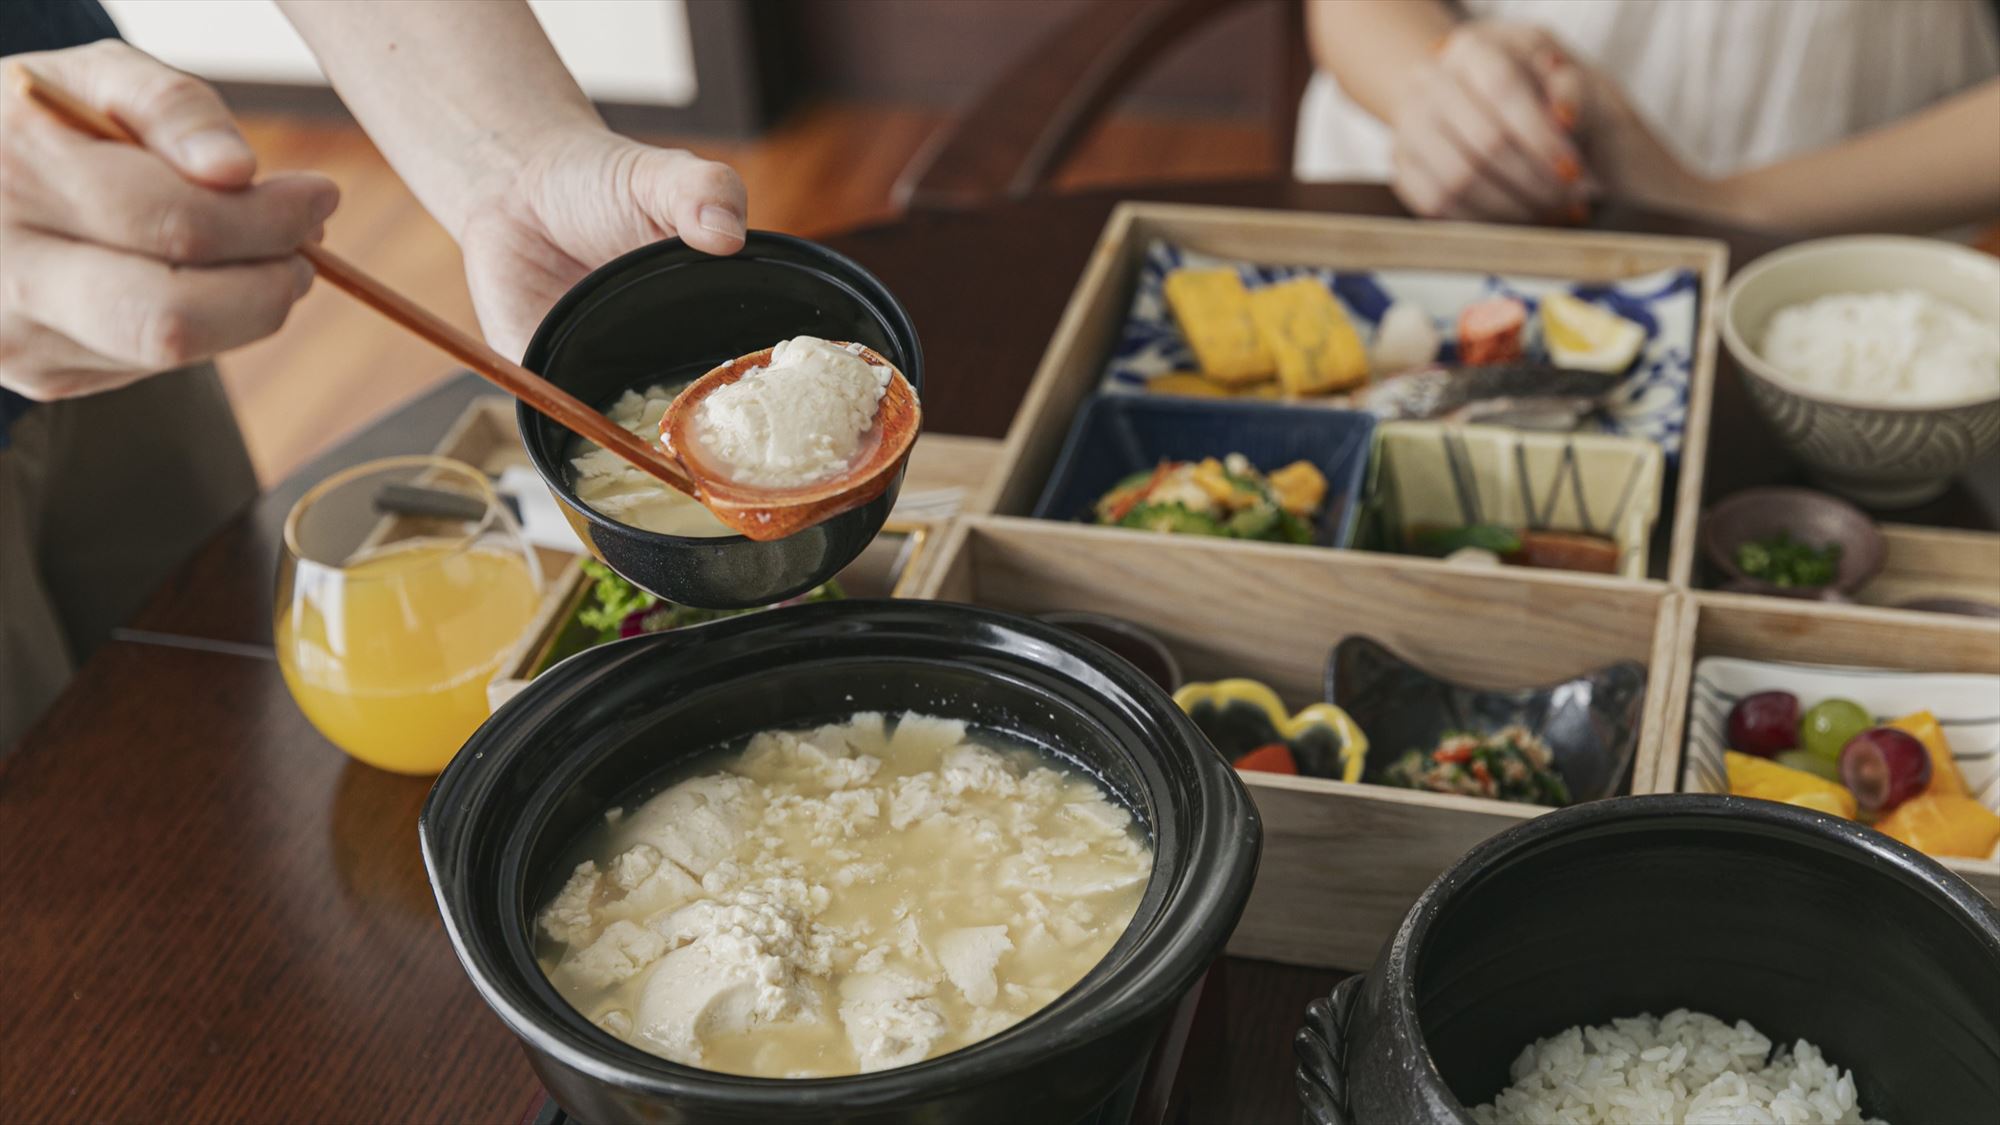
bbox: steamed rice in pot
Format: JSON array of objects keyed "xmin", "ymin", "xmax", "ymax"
[{"xmin": 1472, "ymin": 1008, "xmax": 1883, "ymax": 1125}]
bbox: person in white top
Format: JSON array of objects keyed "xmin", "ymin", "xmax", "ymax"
[{"xmin": 1299, "ymin": 0, "xmax": 2000, "ymax": 233}]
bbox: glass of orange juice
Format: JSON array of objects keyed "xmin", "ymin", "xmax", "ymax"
[{"xmin": 276, "ymin": 455, "xmax": 543, "ymax": 775}]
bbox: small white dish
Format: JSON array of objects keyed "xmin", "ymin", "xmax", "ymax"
[{"xmin": 1681, "ymin": 655, "xmax": 2000, "ymax": 809}]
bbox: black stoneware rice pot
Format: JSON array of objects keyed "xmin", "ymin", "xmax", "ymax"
[
  {"xmin": 519, "ymin": 232, "xmax": 922, "ymax": 609},
  {"xmin": 421, "ymin": 600, "xmax": 1261, "ymax": 1125},
  {"xmin": 1295, "ymin": 794, "xmax": 2000, "ymax": 1124}
]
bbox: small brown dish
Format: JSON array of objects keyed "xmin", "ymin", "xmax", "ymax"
[
  {"xmin": 1896, "ymin": 597, "xmax": 2000, "ymax": 619},
  {"xmin": 1700, "ymin": 486, "xmax": 1885, "ymax": 600}
]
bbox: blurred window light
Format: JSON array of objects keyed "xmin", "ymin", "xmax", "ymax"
[{"xmin": 100, "ymin": 0, "xmax": 697, "ymax": 106}]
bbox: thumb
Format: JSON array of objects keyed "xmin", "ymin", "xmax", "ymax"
[
  {"xmin": 642, "ymin": 149, "xmax": 747, "ymax": 255},
  {"xmin": 45, "ymin": 40, "xmax": 255, "ymax": 188}
]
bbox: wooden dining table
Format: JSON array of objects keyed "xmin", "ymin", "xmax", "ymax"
[{"xmin": 4, "ymin": 179, "xmax": 1990, "ymax": 1125}]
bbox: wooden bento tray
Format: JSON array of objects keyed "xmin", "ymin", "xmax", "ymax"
[
  {"xmin": 976, "ymin": 203, "xmax": 1731, "ymax": 585},
  {"xmin": 912, "ymin": 203, "xmax": 1999, "ymax": 967}
]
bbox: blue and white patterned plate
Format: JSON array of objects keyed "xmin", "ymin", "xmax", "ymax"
[{"xmin": 1104, "ymin": 240, "xmax": 1701, "ymax": 458}]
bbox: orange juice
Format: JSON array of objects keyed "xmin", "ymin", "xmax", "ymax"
[{"xmin": 276, "ymin": 540, "xmax": 539, "ymax": 774}]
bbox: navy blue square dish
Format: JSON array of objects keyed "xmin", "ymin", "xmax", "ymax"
[{"xmin": 1030, "ymin": 395, "xmax": 1377, "ymax": 547}]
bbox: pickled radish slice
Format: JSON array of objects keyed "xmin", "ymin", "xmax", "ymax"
[
  {"xmin": 1728, "ymin": 691, "xmax": 1800, "ymax": 758},
  {"xmin": 1839, "ymin": 728, "xmax": 1932, "ymax": 815}
]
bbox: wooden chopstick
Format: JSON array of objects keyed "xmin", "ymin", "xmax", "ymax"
[{"xmin": 7, "ymin": 63, "xmax": 697, "ymax": 498}]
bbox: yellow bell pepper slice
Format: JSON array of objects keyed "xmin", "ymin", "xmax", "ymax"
[{"xmin": 1171, "ymin": 678, "xmax": 1368, "ymax": 783}]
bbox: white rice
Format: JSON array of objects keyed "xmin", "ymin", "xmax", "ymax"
[
  {"xmin": 1471, "ymin": 1009, "xmax": 1884, "ymax": 1125},
  {"xmin": 1760, "ymin": 290, "xmax": 1999, "ymax": 406}
]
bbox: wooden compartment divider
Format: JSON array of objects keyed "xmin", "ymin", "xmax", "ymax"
[{"xmin": 920, "ymin": 517, "xmax": 1679, "ymax": 969}]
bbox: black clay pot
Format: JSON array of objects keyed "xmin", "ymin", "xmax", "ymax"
[
  {"xmin": 422, "ymin": 600, "xmax": 1260, "ymax": 1125},
  {"xmin": 519, "ymin": 232, "xmax": 922, "ymax": 609},
  {"xmin": 1295, "ymin": 794, "xmax": 2000, "ymax": 1124}
]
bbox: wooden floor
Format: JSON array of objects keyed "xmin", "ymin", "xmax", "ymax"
[{"xmin": 228, "ymin": 100, "xmax": 1274, "ymax": 484}]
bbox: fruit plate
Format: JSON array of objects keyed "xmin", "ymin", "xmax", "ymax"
[
  {"xmin": 1102, "ymin": 238, "xmax": 1701, "ymax": 455},
  {"xmin": 1680, "ymin": 656, "xmax": 2000, "ymax": 812}
]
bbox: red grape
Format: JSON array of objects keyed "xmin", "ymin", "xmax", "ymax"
[
  {"xmin": 1839, "ymin": 728, "xmax": 1932, "ymax": 814},
  {"xmin": 1728, "ymin": 691, "xmax": 1801, "ymax": 758}
]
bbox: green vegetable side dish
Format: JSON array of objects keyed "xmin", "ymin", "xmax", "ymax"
[
  {"xmin": 1092, "ymin": 454, "xmax": 1326, "ymax": 545},
  {"xmin": 1736, "ymin": 531, "xmax": 1841, "ymax": 588},
  {"xmin": 577, "ymin": 560, "xmax": 842, "ymax": 645},
  {"xmin": 577, "ymin": 559, "xmax": 657, "ymax": 641},
  {"xmin": 1380, "ymin": 725, "xmax": 1571, "ymax": 808}
]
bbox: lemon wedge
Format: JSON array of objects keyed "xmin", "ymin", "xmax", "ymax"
[{"xmin": 1541, "ymin": 293, "xmax": 1644, "ymax": 373}]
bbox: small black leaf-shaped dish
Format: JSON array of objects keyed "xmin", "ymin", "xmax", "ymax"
[
  {"xmin": 1172, "ymin": 678, "xmax": 1368, "ymax": 780},
  {"xmin": 1326, "ymin": 636, "xmax": 1645, "ymax": 805}
]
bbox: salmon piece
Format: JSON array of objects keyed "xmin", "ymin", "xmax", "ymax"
[{"xmin": 1457, "ymin": 296, "xmax": 1528, "ymax": 365}]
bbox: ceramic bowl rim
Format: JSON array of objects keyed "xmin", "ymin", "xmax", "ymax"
[
  {"xmin": 517, "ymin": 231, "xmax": 925, "ymax": 548},
  {"xmin": 1379, "ymin": 793, "xmax": 2000, "ymax": 1114},
  {"xmin": 1698, "ymin": 485, "xmax": 1886, "ymax": 595},
  {"xmin": 420, "ymin": 599, "xmax": 1260, "ymax": 1110},
  {"xmin": 1719, "ymin": 234, "xmax": 2000, "ymax": 414}
]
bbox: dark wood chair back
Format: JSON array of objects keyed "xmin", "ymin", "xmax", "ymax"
[{"xmin": 895, "ymin": 0, "xmax": 1312, "ymax": 211}]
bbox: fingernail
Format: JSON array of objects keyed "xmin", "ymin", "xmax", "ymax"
[
  {"xmin": 1554, "ymin": 153, "xmax": 1581, "ymax": 185},
  {"xmin": 175, "ymin": 128, "xmax": 253, "ymax": 174},
  {"xmin": 698, "ymin": 204, "xmax": 745, "ymax": 242},
  {"xmin": 1552, "ymin": 101, "xmax": 1579, "ymax": 132}
]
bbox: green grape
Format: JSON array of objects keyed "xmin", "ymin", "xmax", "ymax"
[
  {"xmin": 1775, "ymin": 749, "xmax": 1841, "ymax": 782},
  {"xmin": 1799, "ymin": 699, "xmax": 1870, "ymax": 762}
]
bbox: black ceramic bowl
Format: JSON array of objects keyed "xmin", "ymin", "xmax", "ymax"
[
  {"xmin": 422, "ymin": 600, "xmax": 1260, "ymax": 1125},
  {"xmin": 520, "ymin": 232, "xmax": 923, "ymax": 609},
  {"xmin": 1295, "ymin": 795, "xmax": 2000, "ymax": 1124}
]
